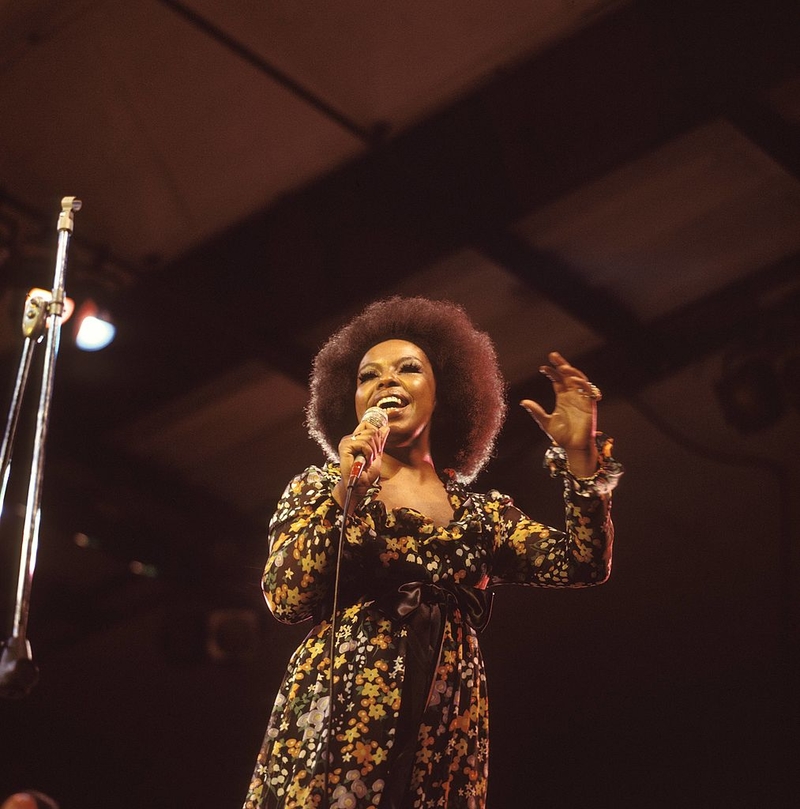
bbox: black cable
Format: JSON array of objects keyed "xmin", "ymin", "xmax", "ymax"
[{"xmin": 321, "ymin": 480, "xmax": 357, "ymax": 804}]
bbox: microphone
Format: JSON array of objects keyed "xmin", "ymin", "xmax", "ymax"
[{"xmin": 347, "ymin": 406, "xmax": 389, "ymax": 488}]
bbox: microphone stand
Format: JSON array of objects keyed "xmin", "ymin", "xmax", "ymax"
[{"xmin": 0, "ymin": 196, "xmax": 81, "ymax": 699}]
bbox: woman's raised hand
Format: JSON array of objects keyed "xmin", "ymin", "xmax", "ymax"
[{"xmin": 520, "ymin": 352, "xmax": 600, "ymax": 477}]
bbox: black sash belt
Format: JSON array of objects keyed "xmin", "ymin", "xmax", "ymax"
[
  {"xmin": 373, "ymin": 580, "xmax": 493, "ymax": 633},
  {"xmin": 314, "ymin": 580, "xmax": 493, "ymax": 808},
  {"xmin": 314, "ymin": 578, "xmax": 493, "ymax": 635},
  {"xmin": 374, "ymin": 580, "xmax": 493, "ymax": 715},
  {"xmin": 370, "ymin": 581, "xmax": 494, "ymax": 809}
]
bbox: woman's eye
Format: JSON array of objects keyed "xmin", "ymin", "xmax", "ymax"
[
  {"xmin": 357, "ymin": 370, "xmax": 377, "ymax": 383},
  {"xmin": 400, "ymin": 362, "xmax": 422, "ymax": 373}
]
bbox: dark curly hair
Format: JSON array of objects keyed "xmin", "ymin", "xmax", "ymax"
[{"xmin": 307, "ymin": 296, "xmax": 507, "ymax": 482}]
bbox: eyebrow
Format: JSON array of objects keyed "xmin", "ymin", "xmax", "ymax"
[{"xmin": 358, "ymin": 355, "xmax": 424, "ymax": 371}]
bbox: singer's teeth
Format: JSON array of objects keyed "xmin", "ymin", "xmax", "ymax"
[{"xmin": 377, "ymin": 395, "xmax": 405, "ymax": 410}]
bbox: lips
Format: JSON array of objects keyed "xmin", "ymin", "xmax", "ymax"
[{"xmin": 374, "ymin": 393, "xmax": 408, "ymax": 411}]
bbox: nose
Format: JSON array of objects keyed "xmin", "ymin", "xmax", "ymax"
[{"xmin": 376, "ymin": 369, "xmax": 399, "ymax": 388}]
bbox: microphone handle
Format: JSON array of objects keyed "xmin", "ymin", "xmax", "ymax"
[
  {"xmin": 347, "ymin": 453, "xmax": 367, "ymax": 488},
  {"xmin": 346, "ymin": 406, "xmax": 388, "ymax": 488}
]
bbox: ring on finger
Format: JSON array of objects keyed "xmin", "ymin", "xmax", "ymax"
[{"xmin": 580, "ymin": 383, "xmax": 603, "ymax": 401}]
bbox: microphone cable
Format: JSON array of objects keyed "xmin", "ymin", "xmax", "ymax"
[
  {"xmin": 321, "ymin": 473, "xmax": 359, "ymax": 804},
  {"xmin": 321, "ymin": 406, "xmax": 387, "ymax": 802}
]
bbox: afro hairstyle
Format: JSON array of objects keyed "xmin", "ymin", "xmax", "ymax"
[{"xmin": 306, "ymin": 296, "xmax": 507, "ymax": 482}]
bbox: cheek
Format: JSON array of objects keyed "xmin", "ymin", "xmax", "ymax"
[
  {"xmin": 354, "ymin": 383, "xmax": 373, "ymax": 414},
  {"xmin": 416, "ymin": 379, "xmax": 436, "ymax": 405}
]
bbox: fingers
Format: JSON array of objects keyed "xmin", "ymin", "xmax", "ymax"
[
  {"xmin": 334, "ymin": 422, "xmax": 388, "ymax": 510},
  {"xmin": 540, "ymin": 351, "xmax": 589, "ymax": 387},
  {"xmin": 522, "ymin": 352, "xmax": 601, "ymax": 441},
  {"xmin": 339, "ymin": 423, "xmax": 388, "ymax": 480},
  {"xmin": 540, "ymin": 351, "xmax": 599, "ymax": 397}
]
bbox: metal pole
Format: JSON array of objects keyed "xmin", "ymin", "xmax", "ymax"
[{"xmin": 0, "ymin": 197, "xmax": 81, "ymax": 699}]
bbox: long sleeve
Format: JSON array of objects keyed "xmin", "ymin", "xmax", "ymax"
[
  {"xmin": 262, "ymin": 465, "xmax": 371, "ymax": 623},
  {"xmin": 488, "ymin": 436, "xmax": 621, "ymax": 588}
]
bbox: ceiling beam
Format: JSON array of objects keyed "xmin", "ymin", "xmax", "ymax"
[
  {"xmin": 76, "ymin": 0, "xmax": 800, "ymax": 425},
  {"xmin": 156, "ymin": 0, "xmax": 376, "ymax": 144},
  {"xmin": 472, "ymin": 231, "xmax": 643, "ymax": 345},
  {"xmin": 510, "ymin": 250, "xmax": 800, "ymax": 402}
]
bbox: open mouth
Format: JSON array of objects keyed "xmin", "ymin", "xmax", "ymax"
[{"xmin": 375, "ymin": 395, "xmax": 407, "ymax": 411}]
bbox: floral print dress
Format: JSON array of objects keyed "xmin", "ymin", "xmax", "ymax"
[{"xmin": 243, "ymin": 439, "xmax": 621, "ymax": 809}]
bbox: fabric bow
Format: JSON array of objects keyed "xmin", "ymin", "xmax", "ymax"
[{"xmin": 374, "ymin": 580, "xmax": 493, "ymax": 632}]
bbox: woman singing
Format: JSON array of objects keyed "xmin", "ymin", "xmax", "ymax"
[{"xmin": 243, "ymin": 296, "xmax": 621, "ymax": 808}]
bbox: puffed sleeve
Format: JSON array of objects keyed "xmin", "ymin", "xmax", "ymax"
[
  {"xmin": 489, "ymin": 435, "xmax": 622, "ymax": 588},
  {"xmin": 262, "ymin": 465, "xmax": 373, "ymax": 623}
]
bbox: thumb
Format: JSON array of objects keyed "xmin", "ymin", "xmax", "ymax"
[{"xmin": 520, "ymin": 399, "xmax": 550, "ymax": 432}]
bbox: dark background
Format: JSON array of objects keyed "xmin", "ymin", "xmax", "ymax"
[{"xmin": 1, "ymin": 1, "xmax": 799, "ymax": 806}]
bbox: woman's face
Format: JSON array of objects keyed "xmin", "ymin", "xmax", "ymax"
[{"xmin": 355, "ymin": 339, "xmax": 436, "ymax": 447}]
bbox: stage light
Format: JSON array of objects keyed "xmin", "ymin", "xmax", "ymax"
[
  {"xmin": 73, "ymin": 299, "xmax": 115, "ymax": 351},
  {"xmin": 76, "ymin": 315, "xmax": 115, "ymax": 351}
]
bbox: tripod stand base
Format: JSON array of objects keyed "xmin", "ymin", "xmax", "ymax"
[{"xmin": 0, "ymin": 635, "xmax": 39, "ymax": 698}]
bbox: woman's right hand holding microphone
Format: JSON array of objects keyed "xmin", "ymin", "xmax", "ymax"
[{"xmin": 333, "ymin": 407, "xmax": 389, "ymax": 511}]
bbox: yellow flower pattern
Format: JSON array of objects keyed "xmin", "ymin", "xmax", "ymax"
[{"xmin": 244, "ymin": 448, "xmax": 618, "ymax": 808}]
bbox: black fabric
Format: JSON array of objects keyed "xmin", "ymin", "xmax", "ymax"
[{"xmin": 371, "ymin": 582, "xmax": 494, "ymax": 808}]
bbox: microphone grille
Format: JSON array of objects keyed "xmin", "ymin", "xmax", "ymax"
[{"xmin": 362, "ymin": 406, "xmax": 389, "ymax": 428}]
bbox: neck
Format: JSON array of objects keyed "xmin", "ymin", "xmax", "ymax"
[{"xmin": 380, "ymin": 445, "xmax": 437, "ymax": 481}]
